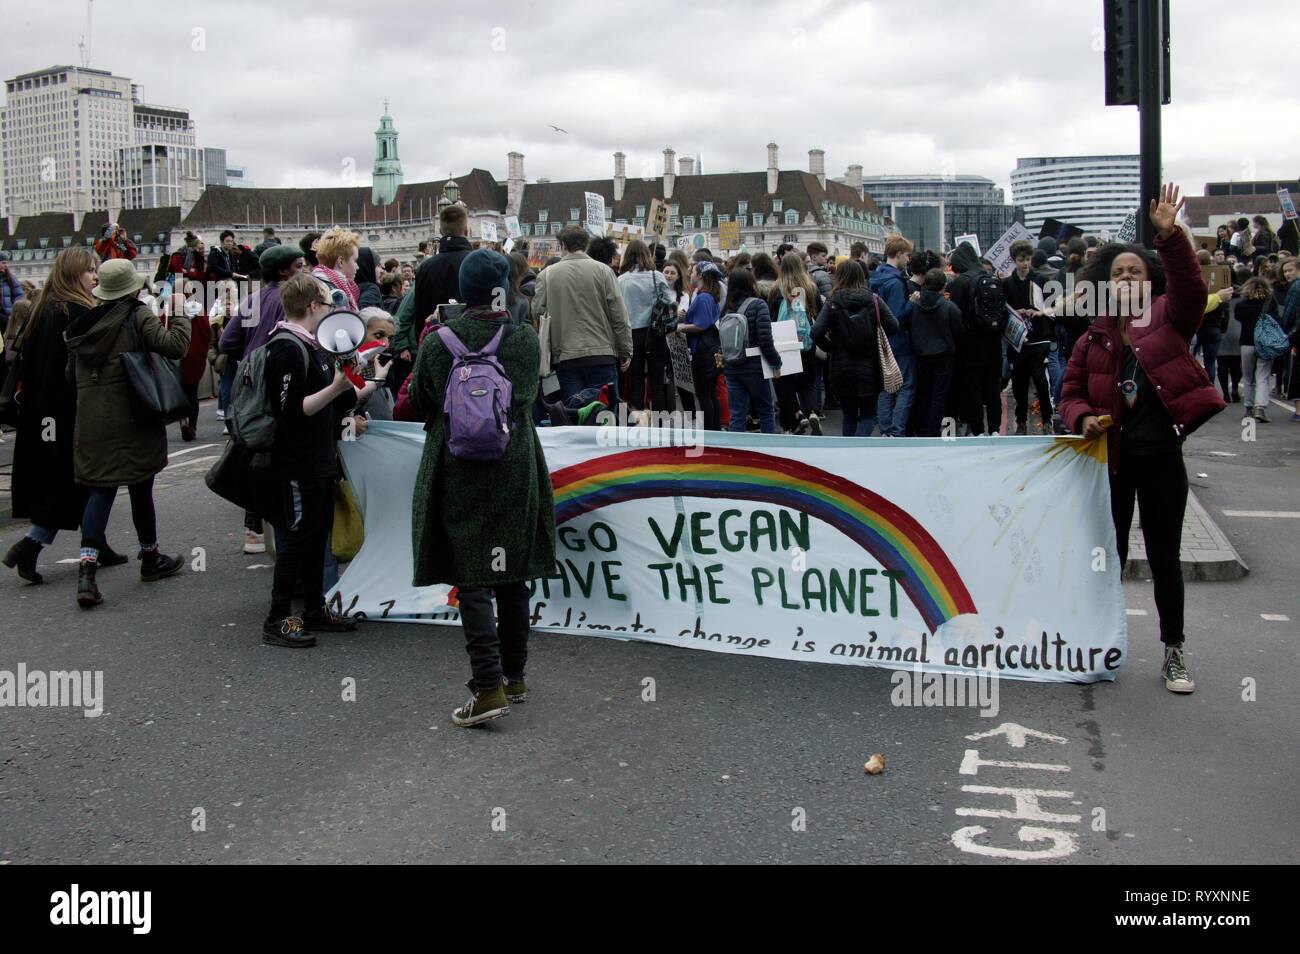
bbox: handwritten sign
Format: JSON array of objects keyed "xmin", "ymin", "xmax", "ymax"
[
  {"xmin": 985, "ymin": 222, "xmax": 1035, "ymax": 277},
  {"xmin": 585, "ymin": 192, "xmax": 607, "ymax": 237}
]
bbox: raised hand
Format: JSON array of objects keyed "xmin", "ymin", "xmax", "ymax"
[{"xmin": 1149, "ymin": 183, "xmax": 1185, "ymax": 239}]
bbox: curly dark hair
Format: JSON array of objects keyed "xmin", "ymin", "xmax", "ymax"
[{"xmin": 1076, "ymin": 242, "xmax": 1166, "ymax": 298}]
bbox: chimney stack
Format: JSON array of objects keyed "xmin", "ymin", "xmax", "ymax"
[
  {"xmin": 679, "ymin": 156, "xmax": 694, "ymax": 177},
  {"xmin": 613, "ymin": 151, "xmax": 626, "ymax": 202},
  {"xmin": 766, "ymin": 142, "xmax": 779, "ymax": 195},
  {"xmin": 846, "ymin": 164, "xmax": 864, "ymax": 200},
  {"xmin": 809, "ymin": 148, "xmax": 826, "ymax": 190},
  {"xmin": 507, "ymin": 151, "xmax": 526, "ymax": 215},
  {"xmin": 663, "ymin": 147, "xmax": 676, "ymax": 200}
]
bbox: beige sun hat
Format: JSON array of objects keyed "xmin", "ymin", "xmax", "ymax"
[{"xmin": 92, "ymin": 259, "xmax": 147, "ymax": 300}]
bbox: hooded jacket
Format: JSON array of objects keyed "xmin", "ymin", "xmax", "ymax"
[
  {"xmin": 64, "ymin": 297, "xmax": 191, "ymax": 487},
  {"xmin": 811, "ymin": 288, "xmax": 899, "ymax": 399},
  {"xmin": 356, "ymin": 247, "xmax": 383, "ymax": 310},
  {"xmin": 1059, "ymin": 228, "xmax": 1225, "ymax": 472},
  {"xmin": 910, "ymin": 288, "xmax": 964, "ymax": 358},
  {"xmin": 948, "ymin": 242, "xmax": 1001, "ymax": 366},
  {"xmin": 411, "ymin": 235, "xmax": 474, "ymax": 337}
]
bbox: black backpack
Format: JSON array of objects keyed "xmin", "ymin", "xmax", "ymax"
[{"xmin": 971, "ymin": 272, "xmax": 1007, "ymax": 334}]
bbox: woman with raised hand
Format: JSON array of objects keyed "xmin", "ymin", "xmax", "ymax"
[{"xmin": 1059, "ymin": 184, "xmax": 1226, "ymax": 695}]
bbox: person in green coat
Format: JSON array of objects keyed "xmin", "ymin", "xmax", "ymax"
[
  {"xmin": 64, "ymin": 259, "xmax": 191, "ymax": 609},
  {"xmin": 408, "ymin": 248, "xmax": 557, "ymax": 727}
]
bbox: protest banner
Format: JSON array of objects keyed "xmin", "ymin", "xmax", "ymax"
[
  {"xmin": 666, "ymin": 332, "xmax": 695, "ymax": 394},
  {"xmin": 1279, "ymin": 188, "xmax": 1298, "ymax": 221},
  {"xmin": 333, "ymin": 425, "xmax": 1127, "ymax": 684},
  {"xmin": 480, "ymin": 219, "xmax": 498, "ymax": 243},
  {"xmin": 527, "ymin": 237, "xmax": 556, "ymax": 270},
  {"xmin": 585, "ymin": 191, "xmax": 607, "ymax": 236},
  {"xmin": 755, "ymin": 320, "xmax": 801, "ymax": 379},
  {"xmin": 719, "ymin": 221, "xmax": 741, "ymax": 251},
  {"xmin": 954, "ymin": 233, "xmax": 981, "ymax": 257},
  {"xmin": 607, "ymin": 222, "xmax": 646, "ymax": 246},
  {"xmin": 504, "ymin": 215, "xmax": 522, "ymax": 238},
  {"xmin": 985, "ymin": 221, "xmax": 1035, "ymax": 276}
]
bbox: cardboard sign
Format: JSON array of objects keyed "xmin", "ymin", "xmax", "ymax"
[
  {"xmin": 1203, "ymin": 264, "xmax": 1233, "ymax": 294},
  {"xmin": 648, "ymin": 198, "xmax": 670, "ymax": 238},
  {"xmin": 585, "ymin": 192, "xmax": 607, "ymax": 237},
  {"xmin": 504, "ymin": 215, "xmax": 522, "ymax": 239},
  {"xmin": 954, "ymin": 234, "xmax": 981, "ymax": 257},
  {"xmin": 1002, "ymin": 306, "xmax": 1028, "ymax": 352},
  {"xmin": 719, "ymin": 221, "xmax": 741, "ymax": 251},
  {"xmin": 607, "ymin": 222, "xmax": 646, "ymax": 245},
  {"xmin": 480, "ymin": 220, "xmax": 498, "ymax": 244},
  {"xmin": 750, "ymin": 320, "xmax": 802, "ymax": 380}
]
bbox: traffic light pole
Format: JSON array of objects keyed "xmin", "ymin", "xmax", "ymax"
[{"xmin": 1136, "ymin": 0, "xmax": 1163, "ymax": 247}]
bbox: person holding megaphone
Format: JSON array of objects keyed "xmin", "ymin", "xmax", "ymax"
[
  {"xmin": 1059, "ymin": 183, "xmax": 1226, "ymax": 695},
  {"xmin": 259, "ymin": 271, "xmax": 390, "ymax": 648}
]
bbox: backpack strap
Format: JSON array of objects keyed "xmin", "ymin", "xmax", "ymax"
[
  {"xmin": 268, "ymin": 327, "xmax": 312, "ymax": 376},
  {"xmin": 434, "ymin": 324, "xmax": 469, "ymax": 358}
]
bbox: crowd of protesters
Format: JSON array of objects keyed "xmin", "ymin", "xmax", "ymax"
[{"xmin": 1, "ymin": 189, "xmax": 1297, "ymax": 717}]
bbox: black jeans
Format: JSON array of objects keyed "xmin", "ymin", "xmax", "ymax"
[
  {"xmin": 81, "ymin": 477, "xmax": 157, "ymax": 553},
  {"xmin": 684, "ymin": 352, "xmax": 722, "ymax": 430},
  {"xmin": 457, "ymin": 582, "xmax": 532, "ymax": 692},
  {"xmin": 268, "ymin": 475, "xmax": 333, "ymax": 621},
  {"xmin": 913, "ymin": 354, "xmax": 955, "ymax": 437},
  {"xmin": 1111, "ymin": 450, "xmax": 1187, "ymax": 645},
  {"xmin": 1217, "ymin": 355, "xmax": 1242, "ymax": 400},
  {"xmin": 965, "ymin": 363, "xmax": 1003, "ymax": 435},
  {"xmin": 1011, "ymin": 350, "xmax": 1053, "ymax": 426},
  {"xmin": 774, "ymin": 348, "xmax": 818, "ymax": 430},
  {"xmin": 181, "ymin": 380, "xmax": 199, "ymax": 430}
]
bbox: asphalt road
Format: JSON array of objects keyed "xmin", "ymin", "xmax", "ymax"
[{"xmin": 0, "ymin": 395, "xmax": 1295, "ymax": 864}]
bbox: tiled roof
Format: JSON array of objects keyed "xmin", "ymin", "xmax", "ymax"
[
  {"xmin": 181, "ymin": 168, "xmax": 503, "ymax": 227},
  {"xmin": 0, "ymin": 208, "xmax": 180, "ymax": 253},
  {"xmin": 518, "ymin": 169, "xmax": 882, "ymax": 227}
]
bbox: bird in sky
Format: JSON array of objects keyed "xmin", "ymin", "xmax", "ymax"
[{"xmin": 548, "ymin": 124, "xmax": 569, "ymax": 134}]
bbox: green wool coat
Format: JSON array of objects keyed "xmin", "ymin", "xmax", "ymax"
[
  {"xmin": 408, "ymin": 309, "xmax": 557, "ymax": 588},
  {"xmin": 64, "ymin": 297, "xmax": 191, "ymax": 488}
]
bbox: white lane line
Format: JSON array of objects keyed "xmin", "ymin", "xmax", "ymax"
[
  {"xmin": 1222, "ymin": 510, "xmax": 1300, "ymax": 519},
  {"xmin": 1126, "ymin": 609, "xmax": 1148, "ymax": 616},
  {"xmin": 1209, "ymin": 451, "xmax": 1237, "ymax": 457},
  {"xmin": 1261, "ymin": 614, "xmax": 1291, "ymax": 622},
  {"xmin": 245, "ymin": 564, "xmax": 272, "ymax": 570},
  {"xmin": 56, "ymin": 558, "xmax": 80, "ymax": 564},
  {"xmin": 1270, "ymin": 398, "xmax": 1295, "ymax": 414},
  {"xmin": 162, "ymin": 454, "xmax": 219, "ymax": 473},
  {"xmin": 167, "ymin": 443, "xmax": 217, "ymax": 461}
]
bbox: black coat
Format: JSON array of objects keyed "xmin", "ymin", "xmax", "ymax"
[
  {"xmin": 412, "ymin": 235, "xmax": 473, "ymax": 326},
  {"xmin": 811, "ymin": 288, "xmax": 898, "ymax": 400},
  {"xmin": 910, "ymin": 289, "xmax": 964, "ymax": 358},
  {"xmin": 11, "ymin": 299, "xmax": 90, "ymax": 529}
]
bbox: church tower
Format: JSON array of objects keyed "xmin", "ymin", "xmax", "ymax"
[{"xmin": 372, "ymin": 103, "xmax": 403, "ymax": 206}]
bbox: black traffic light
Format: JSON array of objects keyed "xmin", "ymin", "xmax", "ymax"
[{"xmin": 1104, "ymin": 0, "xmax": 1170, "ymax": 106}]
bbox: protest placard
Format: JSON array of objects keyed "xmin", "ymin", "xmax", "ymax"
[
  {"xmin": 719, "ymin": 221, "xmax": 741, "ymax": 251},
  {"xmin": 666, "ymin": 332, "xmax": 694, "ymax": 394},
  {"xmin": 985, "ymin": 221, "xmax": 1035, "ymax": 276},
  {"xmin": 480, "ymin": 219, "xmax": 498, "ymax": 243},
  {"xmin": 504, "ymin": 215, "xmax": 522, "ymax": 238},
  {"xmin": 954, "ymin": 233, "xmax": 980, "ymax": 257},
  {"xmin": 1279, "ymin": 188, "xmax": 1298, "ymax": 221},
  {"xmin": 585, "ymin": 192, "xmax": 607, "ymax": 236}
]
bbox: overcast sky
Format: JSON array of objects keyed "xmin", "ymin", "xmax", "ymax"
[{"xmin": 4, "ymin": 0, "xmax": 1294, "ymax": 201}]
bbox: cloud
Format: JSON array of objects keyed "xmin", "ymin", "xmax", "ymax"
[{"xmin": 2, "ymin": 0, "xmax": 1294, "ymax": 202}]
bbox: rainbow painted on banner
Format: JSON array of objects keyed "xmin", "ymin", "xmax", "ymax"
[{"xmin": 549, "ymin": 446, "xmax": 977, "ymax": 632}]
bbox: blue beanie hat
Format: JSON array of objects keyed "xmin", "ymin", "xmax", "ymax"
[{"xmin": 457, "ymin": 248, "xmax": 510, "ymax": 307}]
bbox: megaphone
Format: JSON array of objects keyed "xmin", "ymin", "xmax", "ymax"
[{"xmin": 316, "ymin": 309, "xmax": 366, "ymax": 362}]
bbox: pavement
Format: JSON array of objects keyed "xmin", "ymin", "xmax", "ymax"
[{"xmin": 0, "ymin": 392, "xmax": 1296, "ymax": 864}]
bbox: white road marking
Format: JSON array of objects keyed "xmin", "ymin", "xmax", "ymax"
[
  {"xmin": 1222, "ymin": 510, "xmax": 1300, "ymax": 519},
  {"xmin": 1260, "ymin": 614, "xmax": 1290, "ymax": 622},
  {"xmin": 162, "ymin": 454, "xmax": 219, "ymax": 473},
  {"xmin": 245, "ymin": 564, "xmax": 272, "ymax": 570},
  {"xmin": 965, "ymin": 723, "xmax": 1069, "ymax": 748},
  {"xmin": 1270, "ymin": 398, "xmax": 1294, "ymax": 414},
  {"xmin": 1126, "ymin": 608, "xmax": 1148, "ymax": 616},
  {"xmin": 56, "ymin": 558, "xmax": 80, "ymax": 564},
  {"xmin": 1209, "ymin": 451, "xmax": 1237, "ymax": 457},
  {"xmin": 167, "ymin": 443, "xmax": 217, "ymax": 461}
]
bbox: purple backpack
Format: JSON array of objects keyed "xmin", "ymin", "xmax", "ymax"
[{"xmin": 435, "ymin": 324, "xmax": 514, "ymax": 461}]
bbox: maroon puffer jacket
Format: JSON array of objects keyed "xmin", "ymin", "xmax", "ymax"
[{"xmin": 1059, "ymin": 228, "xmax": 1226, "ymax": 473}]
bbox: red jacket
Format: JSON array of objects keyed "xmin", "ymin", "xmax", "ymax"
[
  {"xmin": 180, "ymin": 313, "xmax": 212, "ymax": 385},
  {"xmin": 94, "ymin": 234, "xmax": 138, "ymax": 261},
  {"xmin": 1059, "ymin": 228, "xmax": 1225, "ymax": 472}
]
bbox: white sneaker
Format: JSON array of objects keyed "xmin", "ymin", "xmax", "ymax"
[
  {"xmin": 1162, "ymin": 644, "xmax": 1195, "ymax": 694},
  {"xmin": 215, "ymin": 409, "xmax": 225, "ymax": 421},
  {"xmin": 243, "ymin": 530, "xmax": 266, "ymax": 554}
]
